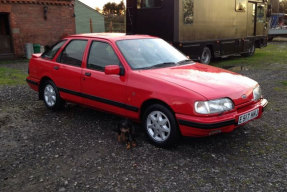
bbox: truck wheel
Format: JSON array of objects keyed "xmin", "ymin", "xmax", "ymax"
[
  {"xmin": 42, "ymin": 80, "xmax": 65, "ymax": 111},
  {"xmin": 143, "ymin": 104, "xmax": 180, "ymax": 147},
  {"xmin": 200, "ymin": 47, "xmax": 212, "ymax": 64},
  {"xmin": 241, "ymin": 43, "xmax": 255, "ymax": 57},
  {"xmin": 268, "ymin": 37, "xmax": 273, "ymax": 42}
]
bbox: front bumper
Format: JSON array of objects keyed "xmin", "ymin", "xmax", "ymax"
[{"xmin": 176, "ymin": 98, "xmax": 268, "ymax": 137}]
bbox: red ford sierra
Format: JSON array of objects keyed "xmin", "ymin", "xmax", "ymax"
[{"xmin": 26, "ymin": 33, "xmax": 268, "ymax": 147}]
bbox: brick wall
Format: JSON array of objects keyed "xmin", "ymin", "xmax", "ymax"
[{"xmin": 0, "ymin": 1, "xmax": 75, "ymax": 56}]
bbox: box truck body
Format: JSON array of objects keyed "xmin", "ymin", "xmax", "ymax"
[{"xmin": 127, "ymin": 0, "xmax": 271, "ymax": 63}]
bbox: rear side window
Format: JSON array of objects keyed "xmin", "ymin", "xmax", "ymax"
[
  {"xmin": 87, "ymin": 41, "xmax": 120, "ymax": 71},
  {"xmin": 137, "ymin": 0, "xmax": 163, "ymax": 9},
  {"xmin": 58, "ymin": 40, "xmax": 88, "ymax": 67},
  {"xmin": 41, "ymin": 40, "xmax": 66, "ymax": 59}
]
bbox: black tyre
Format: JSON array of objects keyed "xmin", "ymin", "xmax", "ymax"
[
  {"xmin": 42, "ymin": 80, "xmax": 65, "ymax": 111},
  {"xmin": 143, "ymin": 104, "xmax": 180, "ymax": 147},
  {"xmin": 200, "ymin": 46, "xmax": 212, "ymax": 64},
  {"xmin": 241, "ymin": 43, "xmax": 255, "ymax": 57},
  {"xmin": 268, "ymin": 37, "xmax": 273, "ymax": 42}
]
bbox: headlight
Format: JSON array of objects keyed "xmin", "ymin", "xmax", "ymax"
[
  {"xmin": 195, "ymin": 98, "xmax": 234, "ymax": 114},
  {"xmin": 253, "ymin": 86, "xmax": 262, "ymax": 101}
]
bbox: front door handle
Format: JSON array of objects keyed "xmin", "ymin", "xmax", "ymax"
[
  {"xmin": 85, "ymin": 72, "xmax": 91, "ymax": 77},
  {"xmin": 54, "ymin": 66, "xmax": 59, "ymax": 70}
]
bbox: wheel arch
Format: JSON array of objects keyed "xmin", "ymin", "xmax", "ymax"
[
  {"xmin": 140, "ymin": 99, "xmax": 175, "ymax": 121},
  {"xmin": 200, "ymin": 45, "xmax": 213, "ymax": 64},
  {"xmin": 206, "ymin": 44, "xmax": 214, "ymax": 59},
  {"xmin": 39, "ymin": 76, "xmax": 53, "ymax": 100},
  {"xmin": 140, "ymin": 98, "xmax": 182, "ymax": 147},
  {"xmin": 255, "ymin": 38, "xmax": 265, "ymax": 48}
]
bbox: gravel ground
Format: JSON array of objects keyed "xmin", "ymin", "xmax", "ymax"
[{"xmin": 0, "ymin": 58, "xmax": 286, "ymax": 192}]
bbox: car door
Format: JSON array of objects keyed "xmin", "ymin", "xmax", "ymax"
[
  {"xmin": 81, "ymin": 40, "xmax": 129, "ymax": 115},
  {"xmin": 51, "ymin": 39, "xmax": 88, "ymax": 103}
]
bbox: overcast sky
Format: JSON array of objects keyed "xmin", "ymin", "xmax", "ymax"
[{"xmin": 79, "ymin": 0, "xmax": 125, "ymax": 10}]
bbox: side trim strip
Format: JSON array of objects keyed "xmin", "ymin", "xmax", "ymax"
[
  {"xmin": 178, "ymin": 119, "xmax": 236, "ymax": 129},
  {"xmin": 58, "ymin": 88, "xmax": 139, "ymax": 112},
  {"xmin": 26, "ymin": 78, "xmax": 39, "ymax": 86}
]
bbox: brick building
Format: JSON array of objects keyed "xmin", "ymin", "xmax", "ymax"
[{"xmin": 0, "ymin": 0, "xmax": 75, "ymax": 58}]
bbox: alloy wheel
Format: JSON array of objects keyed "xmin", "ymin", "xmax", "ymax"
[
  {"xmin": 44, "ymin": 84, "xmax": 56, "ymax": 107},
  {"xmin": 146, "ymin": 111, "xmax": 171, "ymax": 142}
]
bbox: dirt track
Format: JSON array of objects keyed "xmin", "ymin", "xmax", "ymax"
[{"xmin": 0, "ymin": 59, "xmax": 286, "ymax": 191}]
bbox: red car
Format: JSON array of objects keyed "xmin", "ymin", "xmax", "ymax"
[{"xmin": 26, "ymin": 33, "xmax": 268, "ymax": 147}]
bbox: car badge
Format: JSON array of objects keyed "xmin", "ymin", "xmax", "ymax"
[{"xmin": 242, "ymin": 94, "xmax": 247, "ymax": 99}]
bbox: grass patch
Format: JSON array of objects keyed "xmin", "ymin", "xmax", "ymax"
[
  {"xmin": 0, "ymin": 67, "xmax": 27, "ymax": 85},
  {"xmin": 274, "ymin": 80, "xmax": 287, "ymax": 92},
  {"xmin": 212, "ymin": 43, "xmax": 287, "ymax": 70},
  {"xmin": 0, "ymin": 59, "xmax": 29, "ymax": 65},
  {"xmin": 274, "ymin": 87, "xmax": 287, "ymax": 92},
  {"xmin": 280, "ymin": 81, "xmax": 287, "ymax": 86}
]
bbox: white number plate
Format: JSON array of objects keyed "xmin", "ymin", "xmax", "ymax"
[{"xmin": 238, "ymin": 108, "xmax": 259, "ymax": 125}]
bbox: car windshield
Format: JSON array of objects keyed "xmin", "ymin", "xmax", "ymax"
[{"xmin": 116, "ymin": 38, "xmax": 193, "ymax": 70}]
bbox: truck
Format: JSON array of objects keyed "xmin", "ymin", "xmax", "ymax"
[
  {"xmin": 268, "ymin": 13, "xmax": 287, "ymax": 41},
  {"xmin": 126, "ymin": 0, "xmax": 272, "ymax": 64}
]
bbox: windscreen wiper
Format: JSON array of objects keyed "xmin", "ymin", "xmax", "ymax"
[
  {"xmin": 177, "ymin": 59, "xmax": 193, "ymax": 65},
  {"xmin": 140, "ymin": 62, "xmax": 176, "ymax": 70}
]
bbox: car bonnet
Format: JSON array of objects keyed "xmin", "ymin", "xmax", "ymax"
[{"xmin": 139, "ymin": 63, "xmax": 258, "ymax": 106}]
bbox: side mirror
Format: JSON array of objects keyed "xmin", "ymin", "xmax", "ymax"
[{"xmin": 105, "ymin": 65, "xmax": 125, "ymax": 76}]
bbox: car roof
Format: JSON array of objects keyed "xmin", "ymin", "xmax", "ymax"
[{"xmin": 68, "ymin": 33, "xmax": 157, "ymax": 41}]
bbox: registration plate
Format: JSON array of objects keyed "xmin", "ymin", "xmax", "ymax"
[{"xmin": 238, "ymin": 108, "xmax": 259, "ymax": 125}]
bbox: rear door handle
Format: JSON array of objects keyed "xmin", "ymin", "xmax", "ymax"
[
  {"xmin": 54, "ymin": 66, "xmax": 59, "ymax": 70},
  {"xmin": 85, "ymin": 72, "xmax": 91, "ymax": 77}
]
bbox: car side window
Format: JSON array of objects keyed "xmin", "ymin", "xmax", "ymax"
[
  {"xmin": 41, "ymin": 40, "xmax": 67, "ymax": 59},
  {"xmin": 58, "ymin": 40, "xmax": 88, "ymax": 67},
  {"xmin": 87, "ymin": 41, "xmax": 120, "ymax": 71}
]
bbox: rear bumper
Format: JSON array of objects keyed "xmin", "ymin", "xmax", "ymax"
[
  {"xmin": 176, "ymin": 98, "xmax": 268, "ymax": 137},
  {"xmin": 26, "ymin": 77, "xmax": 39, "ymax": 91}
]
